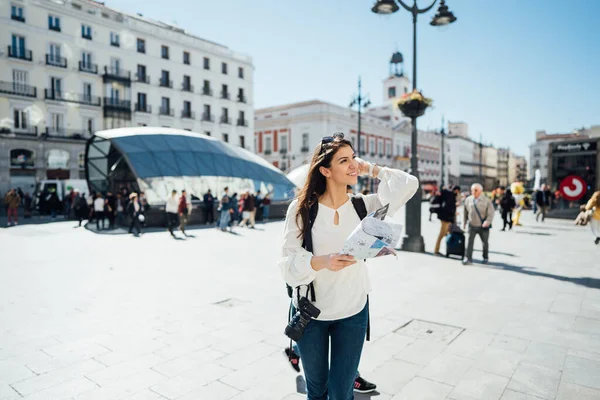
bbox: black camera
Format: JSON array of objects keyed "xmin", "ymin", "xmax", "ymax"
[{"xmin": 284, "ymin": 297, "xmax": 321, "ymax": 341}]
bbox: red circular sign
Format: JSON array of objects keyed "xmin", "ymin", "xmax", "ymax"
[{"xmin": 559, "ymin": 175, "xmax": 587, "ymax": 201}]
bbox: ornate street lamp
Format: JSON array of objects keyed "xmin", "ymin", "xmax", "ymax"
[{"xmin": 372, "ymin": 0, "xmax": 457, "ymax": 253}]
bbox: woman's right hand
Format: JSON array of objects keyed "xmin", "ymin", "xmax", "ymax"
[{"xmin": 310, "ymin": 254, "xmax": 356, "ymax": 272}]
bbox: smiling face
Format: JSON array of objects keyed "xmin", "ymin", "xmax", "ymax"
[{"xmin": 319, "ymin": 145, "xmax": 358, "ymax": 186}]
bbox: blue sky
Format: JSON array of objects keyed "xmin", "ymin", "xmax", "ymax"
[{"xmin": 113, "ymin": 0, "xmax": 599, "ymax": 158}]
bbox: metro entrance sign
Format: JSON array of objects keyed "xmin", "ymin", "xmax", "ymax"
[{"xmin": 559, "ymin": 175, "xmax": 587, "ymax": 201}]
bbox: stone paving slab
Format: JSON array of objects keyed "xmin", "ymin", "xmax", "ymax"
[{"xmin": 2, "ymin": 206, "xmax": 600, "ymax": 399}]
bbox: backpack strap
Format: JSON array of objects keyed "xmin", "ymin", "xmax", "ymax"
[{"xmin": 351, "ymin": 195, "xmax": 368, "ymax": 221}]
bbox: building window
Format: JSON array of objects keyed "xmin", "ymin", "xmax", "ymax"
[
  {"xmin": 49, "ymin": 112, "xmax": 64, "ymax": 134},
  {"xmin": 10, "ymin": 149, "xmax": 34, "ymax": 168},
  {"xmin": 205, "ymin": 131, "xmax": 211, "ymax": 136},
  {"xmin": 160, "ymin": 70, "xmax": 171, "ymax": 87},
  {"xmin": 48, "ymin": 15, "xmax": 61, "ymax": 31},
  {"xmin": 83, "ymin": 82, "xmax": 92, "ymax": 101},
  {"xmin": 110, "ymin": 32, "xmax": 120, "ymax": 47},
  {"xmin": 11, "ymin": 5, "xmax": 25, "ymax": 22},
  {"xmin": 369, "ymin": 138, "xmax": 375, "ymax": 155},
  {"xmin": 203, "ymin": 104, "xmax": 211, "ymax": 120},
  {"xmin": 239, "ymin": 135, "xmax": 245, "ymax": 148},
  {"xmin": 388, "ymin": 86, "xmax": 396, "ymax": 98},
  {"xmin": 203, "ymin": 80, "xmax": 211, "ymax": 95},
  {"xmin": 280, "ymin": 135, "xmax": 288, "ymax": 151},
  {"xmin": 137, "ymin": 93, "xmax": 147, "ymax": 110},
  {"xmin": 161, "ymin": 97, "xmax": 170, "ymax": 110},
  {"xmin": 238, "ymin": 88, "xmax": 246, "ymax": 103},
  {"xmin": 48, "ymin": 43, "xmax": 62, "ymax": 64},
  {"xmin": 360, "ymin": 137, "xmax": 366, "ymax": 154},
  {"xmin": 221, "ymin": 84, "xmax": 229, "ymax": 99},
  {"xmin": 238, "ymin": 67, "xmax": 244, "ymax": 79},
  {"xmin": 81, "ymin": 24, "xmax": 92, "ymax": 40},
  {"xmin": 161, "ymin": 45, "xmax": 169, "ymax": 60},
  {"xmin": 203, "ymin": 57, "xmax": 210, "ymax": 70},
  {"xmin": 137, "ymin": 38, "xmax": 145, "ymax": 53},
  {"xmin": 81, "ymin": 51, "xmax": 92, "ymax": 69},
  {"xmin": 183, "ymin": 100, "xmax": 191, "ymax": 113},
  {"xmin": 265, "ymin": 137, "xmax": 272, "ymax": 152},
  {"xmin": 183, "ymin": 75, "xmax": 191, "ymax": 91},
  {"xmin": 136, "ymin": 64, "xmax": 147, "ymax": 82},
  {"xmin": 183, "ymin": 51, "xmax": 190, "ymax": 65},
  {"xmin": 50, "ymin": 76, "xmax": 62, "ymax": 96},
  {"xmin": 222, "ymin": 133, "xmax": 229, "ymax": 143},
  {"xmin": 13, "ymin": 108, "xmax": 28, "ymax": 130},
  {"xmin": 222, "ymin": 62, "xmax": 228, "ymax": 74},
  {"xmin": 302, "ymin": 133, "xmax": 309, "ymax": 148}
]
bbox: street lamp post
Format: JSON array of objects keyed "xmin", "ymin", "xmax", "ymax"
[
  {"xmin": 350, "ymin": 77, "xmax": 371, "ymax": 190},
  {"xmin": 440, "ymin": 117, "xmax": 445, "ymax": 189},
  {"xmin": 371, "ymin": 0, "xmax": 456, "ymax": 253}
]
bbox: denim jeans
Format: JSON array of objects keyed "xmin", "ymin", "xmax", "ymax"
[
  {"xmin": 296, "ymin": 301, "xmax": 368, "ymax": 400},
  {"xmin": 219, "ymin": 210, "xmax": 230, "ymax": 229}
]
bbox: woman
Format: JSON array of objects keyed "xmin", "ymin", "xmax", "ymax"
[
  {"xmin": 585, "ymin": 191, "xmax": 600, "ymax": 244},
  {"xmin": 279, "ymin": 132, "xmax": 417, "ymax": 399},
  {"xmin": 500, "ymin": 188, "xmax": 516, "ymax": 231},
  {"xmin": 166, "ymin": 190, "xmax": 179, "ymax": 237},
  {"xmin": 262, "ymin": 193, "xmax": 271, "ymax": 222}
]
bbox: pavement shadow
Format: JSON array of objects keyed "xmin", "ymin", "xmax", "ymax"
[
  {"xmin": 355, "ymin": 391, "xmax": 386, "ymax": 399},
  {"xmin": 296, "ymin": 376, "xmax": 307, "ymax": 394},
  {"xmin": 514, "ymin": 231, "xmax": 554, "ymax": 236},
  {"xmin": 476, "ymin": 261, "xmax": 600, "ymax": 290}
]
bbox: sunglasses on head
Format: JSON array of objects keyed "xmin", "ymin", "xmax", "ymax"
[{"xmin": 320, "ymin": 132, "xmax": 345, "ymax": 153}]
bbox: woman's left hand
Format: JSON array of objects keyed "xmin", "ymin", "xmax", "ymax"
[{"xmin": 355, "ymin": 157, "xmax": 370, "ymax": 176}]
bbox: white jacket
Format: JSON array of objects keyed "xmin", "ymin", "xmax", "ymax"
[{"xmin": 166, "ymin": 196, "xmax": 179, "ymax": 213}]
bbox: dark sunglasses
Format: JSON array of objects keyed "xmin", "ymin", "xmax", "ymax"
[{"xmin": 320, "ymin": 132, "xmax": 345, "ymax": 153}]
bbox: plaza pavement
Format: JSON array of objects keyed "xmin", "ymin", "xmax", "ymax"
[{"xmin": 1, "ymin": 204, "xmax": 599, "ymax": 400}]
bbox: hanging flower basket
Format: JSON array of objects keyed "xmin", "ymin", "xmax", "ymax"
[{"xmin": 397, "ymin": 90, "xmax": 432, "ymax": 118}]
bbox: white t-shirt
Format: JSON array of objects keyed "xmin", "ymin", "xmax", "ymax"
[
  {"xmin": 166, "ymin": 196, "xmax": 179, "ymax": 213},
  {"xmin": 279, "ymin": 167, "xmax": 418, "ymax": 320},
  {"xmin": 93, "ymin": 198, "xmax": 105, "ymax": 212}
]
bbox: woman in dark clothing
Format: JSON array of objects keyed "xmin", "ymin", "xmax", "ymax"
[
  {"xmin": 127, "ymin": 192, "xmax": 143, "ymax": 236},
  {"xmin": 500, "ymin": 188, "xmax": 516, "ymax": 231},
  {"xmin": 74, "ymin": 192, "xmax": 89, "ymax": 227}
]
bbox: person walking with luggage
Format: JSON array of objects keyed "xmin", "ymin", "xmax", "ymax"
[
  {"xmin": 93, "ymin": 192, "xmax": 105, "ymax": 231},
  {"xmin": 500, "ymin": 188, "xmax": 516, "ymax": 231},
  {"xmin": 127, "ymin": 192, "xmax": 143, "ymax": 236},
  {"xmin": 166, "ymin": 190, "xmax": 179, "ymax": 237},
  {"xmin": 203, "ymin": 190, "xmax": 215, "ymax": 225},
  {"xmin": 434, "ymin": 186, "xmax": 461, "ymax": 256},
  {"xmin": 462, "ymin": 183, "xmax": 495, "ymax": 265},
  {"xmin": 280, "ymin": 132, "xmax": 418, "ymax": 400},
  {"xmin": 179, "ymin": 190, "xmax": 191, "ymax": 235},
  {"xmin": 535, "ymin": 184, "xmax": 552, "ymax": 222},
  {"xmin": 585, "ymin": 190, "xmax": 600, "ymax": 244}
]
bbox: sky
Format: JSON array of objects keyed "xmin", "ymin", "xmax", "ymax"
[{"xmin": 111, "ymin": 0, "xmax": 600, "ymax": 158}]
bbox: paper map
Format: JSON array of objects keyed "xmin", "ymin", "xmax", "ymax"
[{"xmin": 340, "ymin": 203, "xmax": 404, "ymax": 259}]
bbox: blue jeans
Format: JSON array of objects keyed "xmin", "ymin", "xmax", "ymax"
[
  {"xmin": 296, "ymin": 301, "xmax": 368, "ymax": 400},
  {"xmin": 219, "ymin": 210, "xmax": 230, "ymax": 229},
  {"xmin": 263, "ymin": 205, "xmax": 270, "ymax": 220}
]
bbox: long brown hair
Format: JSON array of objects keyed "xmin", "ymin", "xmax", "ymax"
[
  {"xmin": 295, "ymin": 135, "xmax": 354, "ymax": 239},
  {"xmin": 591, "ymin": 191, "xmax": 600, "ymax": 208}
]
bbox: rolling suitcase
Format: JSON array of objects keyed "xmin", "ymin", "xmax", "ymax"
[{"xmin": 445, "ymin": 224, "xmax": 465, "ymax": 259}]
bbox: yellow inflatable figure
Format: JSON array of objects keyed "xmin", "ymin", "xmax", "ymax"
[{"xmin": 511, "ymin": 182, "xmax": 525, "ymax": 226}]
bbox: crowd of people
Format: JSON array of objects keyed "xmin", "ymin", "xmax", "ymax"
[{"xmin": 213, "ymin": 188, "xmax": 271, "ymax": 232}]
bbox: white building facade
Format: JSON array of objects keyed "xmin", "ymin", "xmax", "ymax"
[
  {"xmin": 0, "ymin": 0, "xmax": 253, "ymax": 195},
  {"xmin": 529, "ymin": 130, "xmax": 586, "ymax": 183}
]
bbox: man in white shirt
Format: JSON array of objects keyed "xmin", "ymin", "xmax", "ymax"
[
  {"xmin": 166, "ymin": 190, "xmax": 179, "ymax": 237},
  {"xmin": 93, "ymin": 193, "xmax": 105, "ymax": 231},
  {"xmin": 462, "ymin": 183, "xmax": 495, "ymax": 265}
]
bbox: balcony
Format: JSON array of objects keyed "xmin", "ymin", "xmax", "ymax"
[
  {"xmin": 0, "ymin": 126, "xmax": 38, "ymax": 137},
  {"xmin": 181, "ymin": 83, "xmax": 194, "ymax": 93},
  {"xmin": 236, "ymin": 119, "xmax": 248, "ymax": 127},
  {"xmin": 279, "ymin": 148, "xmax": 287, "ymax": 155},
  {"xmin": 202, "ymin": 87, "xmax": 213, "ymax": 96},
  {"xmin": 103, "ymin": 66, "xmax": 131, "ymax": 84},
  {"xmin": 264, "ymin": 149, "xmax": 272, "ymax": 155},
  {"xmin": 11, "ymin": 14, "xmax": 25, "ymax": 23},
  {"xmin": 237, "ymin": 95, "xmax": 247, "ymax": 103},
  {"xmin": 181, "ymin": 110, "xmax": 195, "ymax": 119},
  {"xmin": 134, "ymin": 103, "xmax": 151, "ymax": 113},
  {"xmin": 135, "ymin": 73, "xmax": 150, "ymax": 84},
  {"xmin": 46, "ymin": 54, "xmax": 67, "ymax": 68},
  {"xmin": 82, "ymin": 33, "xmax": 92, "ymax": 40},
  {"xmin": 220, "ymin": 91, "xmax": 230, "ymax": 100},
  {"xmin": 78, "ymin": 61, "xmax": 98, "ymax": 74},
  {"xmin": 159, "ymin": 107, "xmax": 174, "ymax": 117},
  {"xmin": 0, "ymin": 81, "xmax": 37, "ymax": 98},
  {"xmin": 219, "ymin": 116, "xmax": 231, "ymax": 124},
  {"xmin": 370, "ymin": 152, "xmax": 375, "ymax": 157},
  {"xmin": 103, "ymin": 97, "xmax": 131, "ymax": 110},
  {"xmin": 49, "ymin": 25, "xmax": 61, "ymax": 33},
  {"xmin": 301, "ymin": 146, "xmax": 310, "ymax": 153},
  {"xmin": 8, "ymin": 46, "xmax": 32, "ymax": 62},
  {"xmin": 45, "ymin": 89, "xmax": 101, "ymax": 106},
  {"xmin": 159, "ymin": 79, "xmax": 173, "ymax": 88},
  {"xmin": 42, "ymin": 128, "xmax": 87, "ymax": 141},
  {"xmin": 202, "ymin": 113, "xmax": 214, "ymax": 122}
]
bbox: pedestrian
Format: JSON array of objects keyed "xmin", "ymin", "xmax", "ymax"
[
  {"xmin": 218, "ymin": 187, "xmax": 231, "ymax": 232},
  {"xmin": 75, "ymin": 192, "xmax": 88, "ymax": 227},
  {"xmin": 239, "ymin": 190, "xmax": 256, "ymax": 228},
  {"xmin": 93, "ymin": 192, "xmax": 105, "ymax": 230},
  {"xmin": 228, "ymin": 192, "xmax": 239, "ymax": 228},
  {"xmin": 585, "ymin": 191, "xmax": 600, "ymax": 245},
  {"xmin": 48, "ymin": 189, "xmax": 60, "ymax": 219},
  {"xmin": 500, "ymin": 188, "xmax": 516, "ymax": 231},
  {"xmin": 139, "ymin": 191, "xmax": 149, "ymax": 228},
  {"xmin": 434, "ymin": 185, "xmax": 461, "ymax": 256},
  {"xmin": 127, "ymin": 192, "xmax": 143, "ymax": 236},
  {"xmin": 262, "ymin": 193, "xmax": 271, "ymax": 222},
  {"xmin": 462, "ymin": 183, "xmax": 495, "ymax": 265},
  {"xmin": 535, "ymin": 184, "xmax": 552, "ymax": 222},
  {"xmin": 179, "ymin": 189, "xmax": 191, "ymax": 235},
  {"xmin": 23, "ymin": 192, "xmax": 33, "ymax": 219},
  {"xmin": 116, "ymin": 193, "xmax": 125, "ymax": 226},
  {"xmin": 105, "ymin": 191, "xmax": 116, "ymax": 229},
  {"xmin": 280, "ymin": 132, "xmax": 418, "ymax": 400},
  {"xmin": 166, "ymin": 190, "xmax": 179, "ymax": 237},
  {"xmin": 255, "ymin": 190, "xmax": 263, "ymax": 222},
  {"xmin": 4, "ymin": 188, "xmax": 21, "ymax": 226},
  {"xmin": 203, "ymin": 189, "xmax": 215, "ymax": 225}
]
